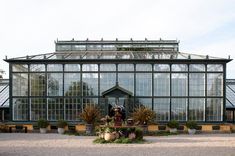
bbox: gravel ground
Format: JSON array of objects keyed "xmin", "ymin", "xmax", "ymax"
[{"xmin": 1, "ymin": 133, "xmax": 235, "ymax": 156}]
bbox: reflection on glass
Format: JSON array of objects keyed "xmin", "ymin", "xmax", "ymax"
[
  {"xmin": 82, "ymin": 73, "xmax": 98, "ymax": 96},
  {"xmin": 207, "ymin": 64, "xmax": 223, "ymax": 71},
  {"xmin": 64, "ymin": 73, "xmax": 81, "ymax": 96},
  {"xmin": 171, "ymin": 98, "xmax": 187, "ymax": 121},
  {"xmin": 118, "ymin": 64, "xmax": 134, "ymax": 71},
  {"xmin": 136, "ymin": 73, "xmax": 152, "ymax": 96},
  {"xmin": 30, "ymin": 64, "xmax": 45, "ymax": 72},
  {"xmin": 136, "ymin": 64, "xmax": 152, "ymax": 71},
  {"xmin": 207, "ymin": 73, "xmax": 223, "ymax": 96},
  {"xmin": 64, "ymin": 64, "xmax": 80, "ymax": 71},
  {"xmin": 172, "ymin": 64, "xmax": 188, "ymax": 71},
  {"xmin": 82, "ymin": 64, "xmax": 98, "ymax": 71},
  {"xmin": 65, "ymin": 98, "xmax": 81, "ymax": 121},
  {"xmin": 47, "ymin": 73, "xmax": 63, "ymax": 96},
  {"xmin": 47, "ymin": 64, "xmax": 63, "ymax": 71},
  {"xmin": 189, "ymin": 98, "xmax": 204, "ymax": 121},
  {"xmin": 154, "ymin": 73, "xmax": 170, "ymax": 96},
  {"xmin": 171, "ymin": 73, "xmax": 188, "ymax": 96},
  {"xmin": 154, "ymin": 98, "xmax": 170, "ymax": 121},
  {"xmin": 135, "ymin": 98, "xmax": 152, "ymax": 109},
  {"xmin": 12, "ymin": 64, "xmax": 28, "ymax": 72},
  {"xmin": 206, "ymin": 98, "xmax": 222, "ymax": 121},
  {"xmin": 118, "ymin": 73, "xmax": 134, "ymax": 93},
  {"xmin": 13, "ymin": 73, "xmax": 28, "ymax": 96},
  {"xmin": 154, "ymin": 64, "xmax": 170, "ymax": 71},
  {"xmin": 189, "ymin": 64, "xmax": 205, "ymax": 71},
  {"xmin": 30, "ymin": 73, "xmax": 46, "ymax": 96},
  {"xmin": 100, "ymin": 73, "xmax": 116, "ymax": 94},
  {"xmin": 189, "ymin": 73, "xmax": 205, "ymax": 96},
  {"xmin": 13, "ymin": 98, "xmax": 28, "ymax": 120},
  {"xmin": 100, "ymin": 64, "xmax": 116, "ymax": 71}
]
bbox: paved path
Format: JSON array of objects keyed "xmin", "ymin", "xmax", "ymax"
[{"xmin": 1, "ymin": 133, "xmax": 235, "ymax": 156}]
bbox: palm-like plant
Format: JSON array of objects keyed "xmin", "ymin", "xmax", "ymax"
[
  {"xmin": 80, "ymin": 104, "xmax": 101, "ymax": 124},
  {"xmin": 132, "ymin": 106, "xmax": 156, "ymax": 125}
]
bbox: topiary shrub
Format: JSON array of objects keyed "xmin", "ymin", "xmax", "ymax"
[
  {"xmin": 57, "ymin": 120, "xmax": 68, "ymax": 128},
  {"xmin": 37, "ymin": 119, "xmax": 49, "ymax": 128},
  {"xmin": 186, "ymin": 121, "xmax": 198, "ymax": 129}
]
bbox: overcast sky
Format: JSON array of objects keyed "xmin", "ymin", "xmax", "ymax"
[{"xmin": 0, "ymin": 0, "xmax": 235, "ymax": 78}]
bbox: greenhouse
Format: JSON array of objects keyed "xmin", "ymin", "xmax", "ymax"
[{"xmin": 4, "ymin": 39, "xmax": 232, "ymax": 123}]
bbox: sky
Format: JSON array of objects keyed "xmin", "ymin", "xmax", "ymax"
[{"xmin": 0, "ymin": 0, "xmax": 235, "ymax": 78}]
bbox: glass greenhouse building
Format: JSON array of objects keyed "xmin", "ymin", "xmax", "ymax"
[{"xmin": 4, "ymin": 39, "xmax": 232, "ymax": 123}]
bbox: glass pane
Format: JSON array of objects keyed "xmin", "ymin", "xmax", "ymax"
[
  {"xmin": 13, "ymin": 73, "xmax": 28, "ymax": 96},
  {"xmin": 48, "ymin": 98, "xmax": 64, "ymax": 121},
  {"xmin": 118, "ymin": 73, "xmax": 134, "ymax": 93},
  {"xmin": 154, "ymin": 73, "xmax": 170, "ymax": 96},
  {"xmin": 189, "ymin": 73, "xmax": 205, "ymax": 96},
  {"xmin": 226, "ymin": 111, "xmax": 233, "ymax": 122},
  {"xmin": 82, "ymin": 73, "xmax": 98, "ymax": 96},
  {"xmin": 83, "ymin": 98, "xmax": 98, "ymax": 107},
  {"xmin": 64, "ymin": 64, "xmax": 80, "ymax": 71},
  {"xmin": 189, "ymin": 64, "xmax": 205, "ymax": 71},
  {"xmin": 154, "ymin": 98, "xmax": 170, "ymax": 121},
  {"xmin": 135, "ymin": 98, "xmax": 152, "ymax": 109},
  {"xmin": 100, "ymin": 73, "xmax": 116, "ymax": 94},
  {"xmin": 189, "ymin": 98, "xmax": 205, "ymax": 121},
  {"xmin": 30, "ymin": 64, "xmax": 45, "ymax": 72},
  {"xmin": 64, "ymin": 73, "xmax": 81, "ymax": 96},
  {"xmin": 136, "ymin": 73, "xmax": 152, "ymax": 96},
  {"xmin": 118, "ymin": 64, "xmax": 134, "ymax": 71},
  {"xmin": 207, "ymin": 73, "xmax": 223, "ymax": 96},
  {"xmin": 171, "ymin": 73, "xmax": 188, "ymax": 96},
  {"xmin": 154, "ymin": 64, "xmax": 170, "ymax": 71},
  {"xmin": 65, "ymin": 98, "xmax": 81, "ymax": 121},
  {"xmin": 207, "ymin": 64, "xmax": 223, "ymax": 72},
  {"xmin": 12, "ymin": 64, "xmax": 28, "ymax": 72},
  {"xmin": 13, "ymin": 98, "xmax": 28, "ymax": 120},
  {"xmin": 206, "ymin": 98, "xmax": 222, "ymax": 121},
  {"xmin": 30, "ymin": 98, "xmax": 46, "ymax": 121},
  {"xmin": 82, "ymin": 64, "xmax": 98, "ymax": 71},
  {"xmin": 47, "ymin": 73, "xmax": 63, "ymax": 96},
  {"xmin": 171, "ymin": 98, "xmax": 187, "ymax": 121},
  {"xmin": 172, "ymin": 64, "xmax": 188, "ymax": 71},
  {"xmin": 136, "ymin": 64, "xmax": 152, "ymax": 71},
  {"xmin": 30, "ymin": 73, "xmax": 46, "ymax": 96},
  {"xmin": 47, "ymin": 64, "xmax": 63, "ymax": 71},
  {"xmin": 100, "ymin": 64, "xmax": 116, "ymax": 71}
]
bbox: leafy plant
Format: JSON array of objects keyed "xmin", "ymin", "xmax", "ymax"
[
  {"xmin": 37, "ymin": 119, "xmax": 49, "ymax": 128},
  {"xmin": 186, "ymin": 121, "xmax": 198, "ymax": 129},
  {"xmin": 132, "ymin": 106, "xmax": 156, "ymax": 125},
  {"xmin": 167, "ymin": 120, "xmax": 179, "ymax": 129},
  {"xmin": 57, "ymin": 120, "xmax": 68, "ymax": 128},
  {"xmin": 80, "ymin": 104, "xmax": 101, "ymax": 124}
]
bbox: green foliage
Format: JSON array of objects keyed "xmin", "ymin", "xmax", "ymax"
[
  {"xmin": 135, "ymin": 128, "xmax": 143, "ymax": 140},
  {"xmin": 37, "ymin": 119, "xmax": 49, "ymax": 128},
  {"xmin": 167, "ymin": 120, "xmax": 179, "ymax": 129},
  {"xmin": 57, "ymin": 120, "xmax": 68, "ymax": 128},
  {"xmin": 132, "ymin": 106, "xmax": 156, "ymax": 125},
  {"xmin": 80, "ymin": 104, "xmax": 101, "ymax": 124},
  {"xmin": 186, "ymin": 121, "xmax": 198, "ymax": 129}
]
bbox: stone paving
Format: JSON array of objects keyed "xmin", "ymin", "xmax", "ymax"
[{"xmin": 0, "ymin": 133, "xmax": 235, "ymax": 156}]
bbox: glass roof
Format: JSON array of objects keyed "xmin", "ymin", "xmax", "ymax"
[
  {"xmin": 0, "ymin": 81, "xmax": 9, "ymax": 108},
  {"xmin": 7, "ymin": 51, "xmax": 228, "ymax": 60},
  {"xmin": 226, "ymin": 84, "xmax": 235, "ymax": 108}
]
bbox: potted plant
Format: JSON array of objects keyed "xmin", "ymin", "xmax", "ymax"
[
  {"xmin": 167, "ymin": 120, "xmax": 179, "ymax": 133},
  {"xmin": 57, "ymin": 120, "xmax": 68, "ymax": 134},
  {"xmin": 132, "ymin": 106, "xmax": 156, "ymax": 134},
  {"xmin": 104, "ymin": 127, "xmax": 115, "ymax": 141},
  {"xmin": 80, "ymin": 104, "xmax": 101, "ymax": 134},
  {"xmin": 186, "ymin": 120, "xmax": 197, "ymax": 134},
  {"xmin": 37, "ymin": 119, "xmax": 49, "ymax": 134}
]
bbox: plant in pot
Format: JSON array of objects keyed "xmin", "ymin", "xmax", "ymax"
[
  {"xmin": 186, "ymin": 120, "xmax": 197, "ymax": 134},
  {"xmin": 80, "ymin": 104, "xmax": 101, "ymax": 135},
  {"xmin": 57, "ymin": 120, "xmax": 68, "ymax": 134},
  {"xmin": 167, "ymin": 120, "xmax": 179, "ymax": 133},
  {"xmin": 132, "ymin": 106, "xmax": 156, "ymax": 134},
  {"xmin": 37, "ymin": 119, "xmax": 49, "ymax": 134}
]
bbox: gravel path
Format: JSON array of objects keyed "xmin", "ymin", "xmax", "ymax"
[{"xmin": 1, "ymin": 133, "xmax": 235, "ymax": 156}]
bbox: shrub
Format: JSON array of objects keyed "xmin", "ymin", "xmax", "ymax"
[
  {"xmin": 186, "ymin": 121, "xmax": 198, "ymax": 129},
  {"xmin": 80, "ymin": 104, "xmax": 101, "ymax": 124},
  {"xmin": 37, "ymin": 119, "xmax": 49, "ymax": 128},
  {"xmin": 167, "ymin": 120, "xmax": 179, "ymax": 129},
  {"xmin": 135, "ymin": 128, "xmax": 143, "ymax": 140},
  {"xmin": 132, "ymin": 106, "xmax": 156, "ymax": 125},
  {"xmin": 57, "ymin": 120, "xmax": 68, "ymax": 128}
]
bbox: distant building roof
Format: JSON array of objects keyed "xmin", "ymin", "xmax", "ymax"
[
  {"xmin": 226, "ymin": 79, "xmax": 235, "ymax": 109},
  {"xmin": 0, "ymin": 79, "xmax": 9, "ymax": 108}
]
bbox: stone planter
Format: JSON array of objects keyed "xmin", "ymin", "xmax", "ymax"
[
  {"xmin": 169, "ymin": 128, "xmax": 177, "ymax": 133},
  {"xmin": 104, "ymin": 132, "xmax": 115, "ymax": 141},
  {"xmin": 188, "ymin": 128, "xmax": 196, "ymax": 134},
  {"xmin": 85, "ymin": 124, "xmax": 93, "ymax": 135},
  {"xmin": 58, "ymin": 128, "xmax": 65, "ymax": 134},
  {"xmin": 40, "ymin": 128, "xmax": 47, "ymax": 134}
]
